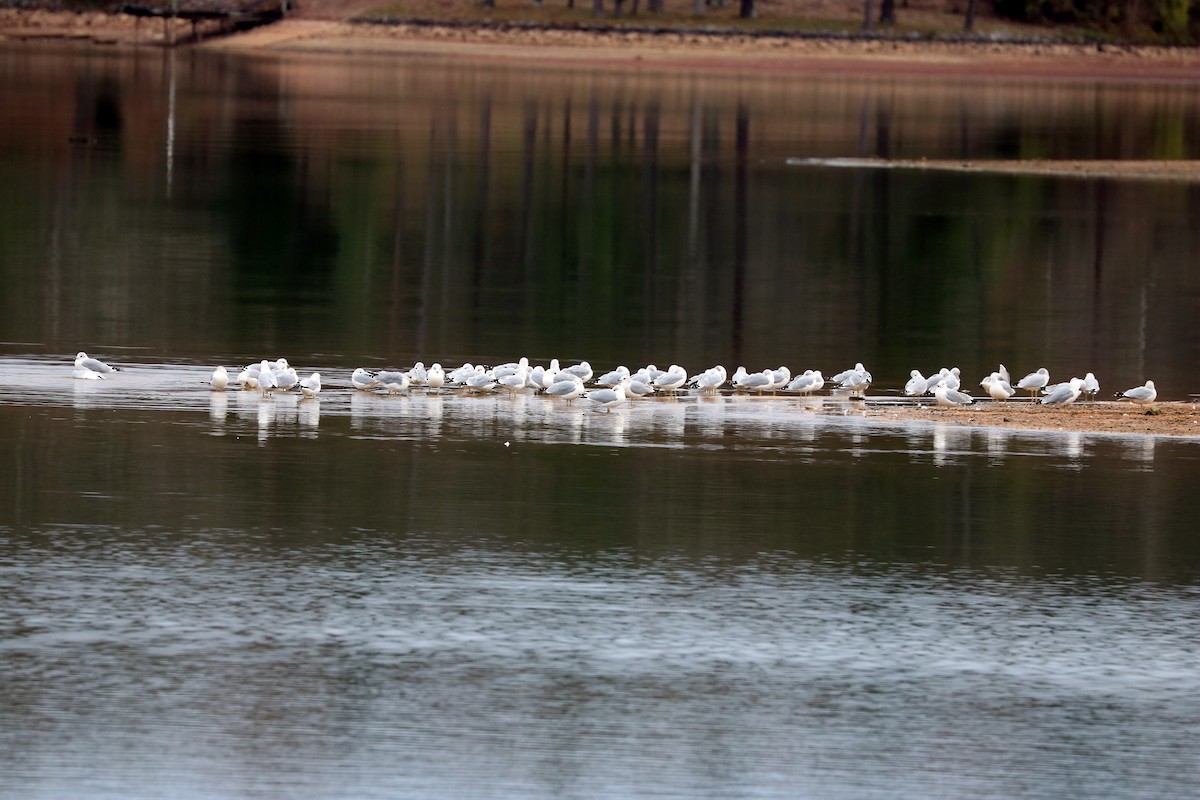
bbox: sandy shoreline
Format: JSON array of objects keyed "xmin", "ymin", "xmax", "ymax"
[
  {"xmin": 848, "ymin": 400, "xmax": 1200, "ymax": 438},
  {"xmin": 5, "ymin": 8, "xmax": 1200, "ymax": 82}
]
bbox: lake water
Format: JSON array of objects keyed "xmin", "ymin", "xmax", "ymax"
[{"xmin": 1, "ymin": 41, "xmax": 1199, "ymax": 800}]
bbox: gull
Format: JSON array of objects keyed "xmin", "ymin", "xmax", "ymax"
[
  {"xmin": 1082, "ymin": 372, "xmax": 1100, "ymax": 400},
  {"xmin": 838, "ymin": 365, "xmax": 871, "ymax": 396},
  {"xmin": 594, "ymin": 366, "xmax": 630, "ymax": 387},
  {"xmin": 942, "ymin": 367, "xmax": 962, "ymax": 392},
  {"xmin": 585, "ymin": 378, "xmax": 628, "ymax": 413},
  {"xmin": 426, "ymin": 363, "xmax": 446, "ymax": 390},
  {"xmin": 237, "ymin": 366, "xmax": 260, "ymax": 390},
  {"xmin": 633, "ymin": 364, "xmax": 665, "ymax": 385},
  {"xmin": 72, "ymin": 366, "xmax": 106, "ymax": 380},
  {"xmin": 529, "ymin": 365, "xmax": 547, "ymax": 390},
  {"xmin": 447, "ymin": 363, "xmax": 477, "ymax": 384},
  {"xmin": 75, "ymin": 352, "xmax": 118, "ymax": 373},
  {"xmin": 376, "ymin": 370, "xmax": 411, "ymax": 394},
  {"xmin": 903, "ymin": 370, "xmax": 928, "ymax": 397},
  {"xmin": 981, "ymin": 372, "xmax": 1015, "ymax": 402},
  {"xmin": 351, "ymin": 368, "xmax": 378, "ymax": 391},
  {"xmin": 831, "ymin": 362, "xmax": 871, "ymax": 385},
  {"xmin": 787, "ymin": 369, "xmax": 824, "ymax": 395},
  {"xmin": 925, "ymin": 368, "xmax": 949, "ymax": 393},
  {"xmin": 498, "ymin": 366, "xmax": 531, "ymax": 393},
  {"xmin": 274, "ymin": 368, "xmax": 299, "ymax": 392},
  {"xmin": 626, "ymin": 378, "xmax": 656, "ymax": 399},
  {"xmin": 769, "ymin": 366, "xmax": 792, "ymax": 393},
  {"xmin": 546, "ymin": 374, "xmax": 585, "ymax": 402},
  {"xmin": 464, "ymin": 368, "xmax": 498, "ymax": 393},
  {"xmin": 998, "ymin": 364, "xmax": 1011, "ymax": 385},
  {"xmin": 934, "ymin": 384, "xmax": 974, "ymax": 407},
  {"xmin": 1116, "ymin": 380, "xmax": 1157, "ymax": 405},
  {"xmin": 692, "ymin": 365, "xmax": 727, "ymax": 394},
  {"xmin": 734, "ymin": 368, "xmax": 774, "ymax": 393},
  {"xmin": 258, "ymin": 360, "xmax": 278, "ymax": 396},
  {"xmin": 1041, "ymin": 377, "xmax": 1084, "ymax": 406},
  {"xmin": 493, "ymin": 358, "xmax": 528, "ymax": 381},
  {"xmin": 559, "ymin": 361, "xmax": 593, "ymax": 382},
  {"xmin": 270, "ymin": 358, "xmax": 290, "ymax": 377},
  {"xmin": 652, "ymin": 364, "xmax": 688, "ymax": 395},
  {"xmin": 299, "ymin": 372, "xmax": 321, "ymax": 398},
  {"xmin": 210, "ymin": 366, "xmax": 229, "ymax": 390},
  {"xmin": 407, "ymin": 362, "xmax": 428, "ymax": 385},
  {"xmin": 1017, "ymin": 367, "xmax": 1050, "ymax": 398},
  {"xmin": 729, "ymin": 366, "xmax": 748, "ymax": 386}
]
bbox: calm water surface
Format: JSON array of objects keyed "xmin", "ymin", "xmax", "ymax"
[{"xmin": 1, "ymin": 42, "xmax": 1199, "ymax": 800}]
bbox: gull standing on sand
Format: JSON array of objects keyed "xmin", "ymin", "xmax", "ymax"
[
  {"xmin": 981, "ymin": 372, "xmax": 1015, "ymax": 402},
  {"xmin": 1082, "ymin": 372, "xmax": 1100, "ymax": 400},
  {"xmin": 734, "ymin": 368, "xmax": 774, "ymax": 394},
  {"xmin": 934, "ymin": 384, "xmax": 974, "ymax": 407},
  {"xmin": 904, "ymin": 370, "xmax": 928, "ymax": 397},
  {"xmin": 1040, "ymin": 377, "xmax": 1084, "ymax": 406},
  {"xmin": 210, "ymin": 365, "xmax": 229, "ymax": 390},
  {"xmin": 75, "ymin": 352, "xmax": 118, "ymax": 373},
  {"xmin": 1017, "ymin": 368, "xmax": 1050, "ymax": 398},
  {"xmin": 1117, "ymin": 380, "xmax": 1157, "ymax": 405}
]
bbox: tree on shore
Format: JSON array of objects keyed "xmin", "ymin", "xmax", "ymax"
[{"xmin": 739, "ymin": 0, "xmax": 755, "ymax": 18}]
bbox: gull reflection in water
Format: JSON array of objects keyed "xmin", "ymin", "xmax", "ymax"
[
  {"xmin": 208, "ymin": 391, "xmax": 229, "ymax": 429},
  {"xmin": 986, "ymin": 428, "xmax": 1010, "ymax": 464},
  {"xmin": 1123, "ymin": 436, "xmax": 1157, "ymax": 469},
  {"xmin": 932, "ymin": 425, "xmax": 972, "ymax": 467},
  {"xmin": 256, "ymin": 398, "xmax": 275, "ymax": 444},
  {"xmin": 298, "ymin": 397, "xmax": 320, "ymax": 437}
]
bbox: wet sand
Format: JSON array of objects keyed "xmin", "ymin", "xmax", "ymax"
[{"xmin": 850, "ymin": 399, "xmax": 1200, "ymax": 438}]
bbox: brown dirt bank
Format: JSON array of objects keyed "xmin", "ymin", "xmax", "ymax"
[
  {"xmin": 848, "ymin": 400, "xmax": 1200, "ymax": 437},
  {"xmin": 4, "ymin": 7, "xmax": 1200, "ymax": 82},
  {"xmin": 203, "ymin": 19, "xmax": 1200, "ymax": 82}
]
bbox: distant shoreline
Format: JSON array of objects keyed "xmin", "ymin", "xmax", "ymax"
[{"xmin": 5, "ymin": 9, "xmax": 1200, "ymax": 82}]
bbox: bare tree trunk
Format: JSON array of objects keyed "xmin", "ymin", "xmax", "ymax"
[
  {"xmin": 863, "ymin": 0, "xmax": 874, "ymax": 29},
  {"xmin": 692, "ymin": 0, "xmax": 705, "ymax": 13},
  {"xmin": 593, "ymin": 0, "xmax": 604, "ymax": 16},
  {"xmin": 649, "ymin": 0, "xmax": 664, "ymax": 10},
  {"xmin": 964, "ymin": 0, "xmax": 976, "ymax": 30},
  {"xmin": 879, "ymin": 0, "xmax": 895, "ymax": 24},
  {"xmin": 739, "ymin": 0, "xmax": 754, "ymax": 17},
  {"xmin": 482, "ymin": 0, "xmax": 494, "ymax": 8}
]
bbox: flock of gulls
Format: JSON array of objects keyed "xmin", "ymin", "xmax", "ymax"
[{"xmin": 71, "ymin": 351, "xmax": 1161, "ymax": 412}]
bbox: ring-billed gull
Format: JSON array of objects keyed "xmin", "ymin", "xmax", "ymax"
[
  {"xmin": 1116, "ymin": 380, "xmax": 1157, "ymax": 405},
  {"xmin": 351, "ymin": 368, "xmax": 379, "ymax": 391},
  {"xmin": 210, "ymin": 365, "xmax": 229, "ymax": 390},
  {"xmin": 72, "ymin": 365, "xmax": 106, "ymax": 380},
  {"xmin": 426, "ymin": 363, "xmax": 446, "ymax": 390},
  {"xmin": 257, "ymin": 360, "xmax": 278, "ymax": 396},
  {"xmin": 942, "ymin": 367, "xmax": 962, "ymax": 392},
  {"xmin": 1017, "ymin": 367, "xmax": 1050, "ymax": 397},
  {"xmin": 299, "ymin": 372, "xmax": 321, "ymax": 398},
  {"xmin": 75, "ymin": 352, "xmax": 119, "ymax": 373},
  {"xmin": 1040, "ymin": 377, "xmax": 1084, "ymax": 405},
  {"xmin": 585, "ymin": 378, "xmax": 628, "ymax": 413},
  {"xmin": 595, "ymin": 366, "xmax": 630, "ymax": 387},
  {"xmin": 652, "ymin": 364, "xmax": 688, "ymax": 395},
  {"xmin": 559, "ymin": 361, "xmax": 593, "ymax": 382},
  {"xmin": 1082, "ymin": 372, "xmax": 1100, "ymax": 400},
  {"xmin": 934, "ymin": 384, "xmax": 974, "ymax": 407},
  {"xmin": 734, "ymin": 368, "xmax": 774, "ymax": 393},
  {"xmin": 838, "ymin": 364, "xmax": 871, "ymax": 396},
  {"xmin": 691, "ymin": 365, "xmax": 727, "ymax": 394},
  {"xmin": 903, "ymin": 370, "xmax": 928, "ymax": 397},
  {"xmin": 274, "ymin": 367, "xmax": 299, "ymax": 393},
  {"xmin": 785, "ymin": 369, "xmax": 824, "ymax": 395},
  {"xmin": 376, "ymin": 370, "xmax": 411, "ymax": 394},
  {"xmin": 981, "ymin": 372, "xmax": 1015, "ymax": 401},
  {"xmin": 546, "ymin": 374, "xmax": 585, "ymax": 402},
  {"xmin": 626, "ymin": 378, "xmax": 656, "ymax": 399}
]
